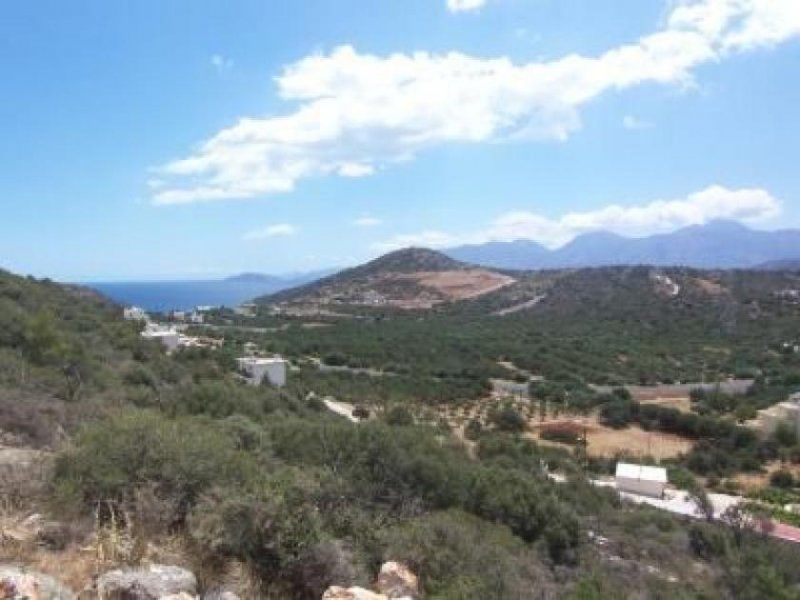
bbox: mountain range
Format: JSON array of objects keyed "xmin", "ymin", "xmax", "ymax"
[{"xmin": 445, "ymin": 220, "xmax": 800, "ymax": 270}]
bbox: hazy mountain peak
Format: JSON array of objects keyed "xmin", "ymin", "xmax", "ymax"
[{"xmin": 443, "ymin": 221, "xmax": 800, "ymax": 270}]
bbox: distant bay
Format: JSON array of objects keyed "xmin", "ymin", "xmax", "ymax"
[{"xmin": 88, "ymin": 280, "xmax": 286, "ymax": 312}]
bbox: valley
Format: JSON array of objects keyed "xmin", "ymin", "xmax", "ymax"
[{"xmin": 3, "ymin": 249, "xmax": 800, "ymax": 598}]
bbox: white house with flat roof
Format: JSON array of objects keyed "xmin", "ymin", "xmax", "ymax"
[
  {"xmin": 237, "ymin": 356, "xmax": 287, "ymax": 387},
  {"xmin": 141, "ymin": 324, "xmax": 180, "ymax": 353},
  {"xmin": 615, "ymin": 462, "xmax": 668, "ymax": 498}
]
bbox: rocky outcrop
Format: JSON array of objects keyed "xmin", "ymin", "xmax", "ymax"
[
  {"xmin": 375, "ymin": 562, "xmax": 418, "ymax": 599},
  {"xmin": 0, "ymin": 447, "xmax": 53, "ymax": 502},
  {"xmin": 83, "ymin": 565, "xmax": 197, "ymax": 599},
  {"xmin": 322, "ymin": 562, "xmax": 419, "ymax": 600},
  {"xmin": 200, "ymin": 589, "xmax": 240, "ymax": 600},
  {"xmin": 0, "ymin": 566, "xmax": 75, "ymax": 599},
  {"xmin": 322, "ymin": 587, "xmax": 387, "ymax": 600}
]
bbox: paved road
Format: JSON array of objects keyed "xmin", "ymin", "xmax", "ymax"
[
  {"xmin": 323, "ymin": 398, "xmax": 359, "ymax": 423},
  {"xmin": 552, "ymin": 473, "xmax": 800, "ymax": 545}
]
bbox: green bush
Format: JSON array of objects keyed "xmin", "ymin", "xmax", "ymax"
[
  {"xmin": 381, "ymin": 510, "xmax": 555, "ymax": 598},
  {"xmin": 188, "ymin": 471, "xmax": 322, "ymax": 586},
  {"xmin": 770, "ymin": 470, "xmax": 795, "ymax": 489},
  {"xmin": 487, "ymin": 404, "xmax": 527, "ymax": 433},
  {"xmin": 385, "ymin": 405, "xmax": 414, "ymax": 427},
  {"xmin": 54, "ymin": 410, "xmax": 259, "ymax": 523},
  {"xmin": 464, "ymin": 418, "xmax": 482, "ymax": 441}
]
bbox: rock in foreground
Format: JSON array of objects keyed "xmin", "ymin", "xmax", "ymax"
[
  {"xmin": 0, "ymin": 566, "xmax": 75, "ymax": 600},
  {"xmin": 85, "ymin": 564, "xmax": 197, "ymax": 599}
]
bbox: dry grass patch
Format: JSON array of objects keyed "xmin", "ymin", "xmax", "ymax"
[{"xmin": 639, "ymin": 396, "xmax": 693, "ymax": 413}]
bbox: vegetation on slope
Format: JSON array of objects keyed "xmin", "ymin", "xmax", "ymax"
[{"xmin": 4, "ymin": 265, "xmax": 800, "ymax": 597}]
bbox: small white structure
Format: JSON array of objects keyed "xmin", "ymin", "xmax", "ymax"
[
  {"xmin": 188, "ymin": 311, "xmax": 204, "ymax": 324},
  {"xmin": 141, "ymin": 325, "xmax": 180, "ymax": 352},
  {"xmin": 758, "ymin": 393, "xmax": 800, "ymax": 436},
  {"xmin": 123, "ymin": 306, "xmax": 148, "ymax": 321},
  {"xmin": 615, "ymin": 463, "xmax": 668, "ymax": 498},
  {"xmin": 237, "ymin": 356, "xmax": 287, "ymax": 388}
]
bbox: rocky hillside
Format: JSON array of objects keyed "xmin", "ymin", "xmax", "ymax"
[{"xmin": 260, "ymin": 248, "xmax": 515, "ymax": 310}]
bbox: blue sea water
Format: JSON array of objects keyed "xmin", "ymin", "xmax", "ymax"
[{"xmin": 88, "ymin": 280, "xmax": 286, "ymax": 312}]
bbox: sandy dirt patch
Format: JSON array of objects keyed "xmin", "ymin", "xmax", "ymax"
[
  {"xmin": 639, "ymin": 396, "xmax": 693, "ymax": 413},
  {"xmin": 585, "ymin": 423, "xmax": 693, "ymax": 459},
  {"xmin": 399, "ymin": 270, "xmax": 515, "ymax": 301}
]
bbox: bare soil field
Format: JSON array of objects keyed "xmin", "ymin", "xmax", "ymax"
[
  {"xmin": 439, "ymin": 399, "xmax": 694, "ymax": 461},
  {"xmin": 639, "ymin": 396, "xmax": 693, "ymax": 413},
  {"xmin": 734, "ymin": 461, "xmax": 800, "ymax": 492},
  {"xmin": 527, "ymin": 418, "xmax": 692, "ymax": 460},
  {"xmin": 694, "ymin": 277, "xmax": 729, "ymax": 296},
  {"xmin": 583, "ymin": 423, "xmax": 693, "ymax": 459},
  {"xmin": 399, "ymin": 269, "xmax": 515, "ymax": 301}
]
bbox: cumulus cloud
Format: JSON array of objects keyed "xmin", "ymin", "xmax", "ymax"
[
  {"xmin": 353, "ymin": 216, "xmax": 382, "ymax": 227},
  {"xmin": 243, "ymin": 223, "xmax": 296, "ymax": 240},
  {"xmin": 373, "ymin": 184, "xmax": 782, "ymax": 251},
  {"xmin": 153, "ymin": 1, "xmax": 800, "ymax": 204},
  {"xmin": 447, "ymin": 0, "xmax": 487, "ymax": 13}
]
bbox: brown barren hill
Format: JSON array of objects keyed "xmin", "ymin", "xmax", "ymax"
[{"xmin": 260, "ymin": 248, "xmax": 515, "ymax": 310}]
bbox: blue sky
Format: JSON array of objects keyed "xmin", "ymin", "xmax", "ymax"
[{"xmin": 1, "ymin": 0, "xmax": 799, "ymax": 281}]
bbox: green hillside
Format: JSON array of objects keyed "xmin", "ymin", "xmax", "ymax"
[{"xmin": 3, "ymin": 265, "xmax": 800, "ymax": 598}]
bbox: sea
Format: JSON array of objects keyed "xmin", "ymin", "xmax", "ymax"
[{"xmin": 88, "ymin": 280, "xmax": 288, "ymax": 312}]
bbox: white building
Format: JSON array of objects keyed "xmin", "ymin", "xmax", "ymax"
[
  {"xmin": 141, "ymin": 325, "xmax": 180, "ymax": 352},
  {"xmin": 188, "ymin": 312, "xmax": 204, "ymax": 324},
  {"xmin": 758, "ymin": 393, "xmax": 800, "ymax": 436},
  {"xmin": 237, "ymin": 356, "xmax": 287, "ymax": 387},
  {"xmin": 123, "ymin": 306, "xmax": 148, "ymax": 321},
  {"xmin": 615, "ymin": 463, "xmax": 668, "ymax": 498}
]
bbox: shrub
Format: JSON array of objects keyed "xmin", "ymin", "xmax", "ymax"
[
  {"xmin": 385, "ymin": 405, "xmax": 414, "ymax": 427},
  {"xmin": 488, "ymin": 404, "xmax": 527, "ymax": 433},
  {"xmin": 540, "ymin": 422, "xmax": 583, "ymax": 446},
  {"xmin": 464, "ymin": 418, "xmax": 483, "ymax": 441},
  {"xmin": 381, "ymin": 510, "xmax": 556, "ymax": 598},
  {"xmin": 352, "ymin": 405, "xmax": 370, "ymax": 420},
  {"xmin": 598, "ymin": 398, "xmax": 634, "ymax": 429},
  {"xmin": 770, "ymin": 470, "xmax": 795, "ymax": 489},
  {"xmin": 54, "ymin": 410, "xmax": 259, "ymax": 524},
  {"xmin": 188, "ymin": 473, "xmax": 322, "ymax": 588}
]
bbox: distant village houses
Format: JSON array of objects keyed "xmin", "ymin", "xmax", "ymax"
[
  {"xmin": 141, "ymin": 321, "xmax": 222, "ymax": 353},
  {"xmin": 123, "ymin": 306, "xmax": 148, "ymax": 321},
  {"xmin": 234, "ymin": 303, "xmax": 258, "ymax": 317}
]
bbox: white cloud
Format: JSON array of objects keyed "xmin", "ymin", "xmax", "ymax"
[
  {"xmin": 374, "ymin": 184, "xmax": 781, "ymax": 251},
  {"xmin": 353, "ymin": 216, "xmax": 382, "ymax": 227},
  {"xmin": 243, "ymin": 223, "xmax": 296, "ymax": 241},
  {"xmin": 447, "ymin": 0, "xmax": 487, "ymax": 13},
  {"xmin": 374, "ymin": 230, "xmax": 461, "ymax": 252},
  {"xmin": 623, "ymin": 115, "xmax": 654, "ymax": 130},
  {"xmin": 211, "ymin": 54, "xmax": 234, "ymax": 72},
  {"xmin": 153, "ymin": 1, "xmax": 800, "ymax": 204},
  {"xmin": 338, "ymin": 163, "xmax": 375, "ymax": 177}
]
